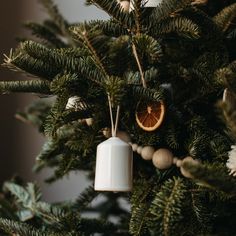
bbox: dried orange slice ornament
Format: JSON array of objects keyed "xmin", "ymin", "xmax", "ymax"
[{"xmin": 135, "ymin": 101, "xmax": 165, "ymax": 131}]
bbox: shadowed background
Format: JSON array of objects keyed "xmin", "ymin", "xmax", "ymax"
[{"xmin": 0, "ymin": 0, "xmax": 107, "ymax": 202}]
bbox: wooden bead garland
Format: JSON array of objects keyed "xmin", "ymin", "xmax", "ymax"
[
  {"xmin": 102, "ymin": 130, "xmax": 175, "ymax": 170},
  {"xmin": 101, "ymin": 129, "xmax": 201, "ymax": 175},
  {"xmin": 129, "ymin": 142, "xmax": 174, "ymax": 169}
]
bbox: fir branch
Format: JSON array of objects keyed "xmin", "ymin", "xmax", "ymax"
[
  {"xmin": 213, "ymin": 3, "xmax": 236, "ymax": 32},
  {"xmin": 129, "ymin": 178, "xmax": 154, "ymax": 235},
  {"xmin": 74, "ymin": 186, "xmax": 99, "ymax": 211},
  {"xmin": 150, "ymin": 0, "xmax": 193, "ymax": 23},
  {"xmin": 43, "ymin": 96, "xmax": 69, "ymax": 137},
  {"xmin": 132, "ymin": 44, "xmax": 146, "ymax": 88},
  {"xmin": 70, "ymin": 24, "xmax": 109, "ymax": 78},
  {"xmin": 191, "ymin": 191, "xmax": 213, "ymax": 232},
  {"xmin": 4, "ymin": 182, "xmax": 68, "ymax": 226},
  {"xmin": 0, "ymin": 80, "xmax": 51, "ymax": 95},
  {"xmin": 100, "ymin": 19, "xmax": 129, "ymax": 37},
  {"xmin": 80, "ymin": 218, "xmax": 117, "ymax": 234},
  {"xmin": 181, "ymin": 161, "xmax": 236, "ymax": 196},
  {"xmin": 150, "ymin": 16, "xmax": 200, "ymax": 39},
  {"xmin": 87, "ymin": 0, "xmax": 132, "ymax": 29},
  {"xmin": 0, "ymin": 219, "xmax": 52, "ymax": 236},
  {"xmin": 103, "ymin": 76, "xmax": 125, "ymax": 105},
  {"xmin": 22, "ymin": 41, "xmax": 81, "ymax": 72},
  {"xmin": 150, "ymin": 177, "xmax": 186, "ymax": 236},
  {"xmin": 35, "ymin": 139, "xmax": 60, "ymax": 171},
  {"xmin": 4, "ymin": 182, "xmax": 41, "ymax": 208},
  {"xmin": 132, "ymin": 34, "xmax": 163, "ymax": 63},
  {"xmin": 3, "ymin": 50, "xmax": 59, "ymax": 80},
  {"xmin": 50, "ymin": 73, "xmax": 79, "ymax": 96},
  {"xmin": 126, "ymin": 67, "xmax": 159, "ymax": 85},
  {"xmin": 24, "ymin": 22, "xmax": 67, "ymax": 48},
  {"xmin": 130, "ymin": 85, "xmax": 164, "ymax": 102},
  {"xmin": 214, "ymin": 61, "xmax": 236, "ymax": 91},
  {"xmin": 132, "ymin": 0, "xmax": 143, "ymax": 34},
  {"xmin": 129, "ymin": 203, "xmax": 149, "ymax": 235},
  {"xmin": 38, "ymin": 0, "xmax": 75, "ymax": 46}
]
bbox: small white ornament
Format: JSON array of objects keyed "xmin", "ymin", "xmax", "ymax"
[
  {"xmin": 130, "ymin": 0, "xmax": 162, "ymax": 10},
  {"xmin": 141, "ymin": 146, "xmax": 155, "ymax": 160},
  {"xmin": 132, "ymin": 143, "xmax": 138, "ymax": 152},
  {"xmin": 152, "ymin": 148, "xmax": 173, "ymax": 169},
  {"xmin": 118, "ymin": 0, "xmax": 130, "ymax": 11},
  {"xmin": 227, "ymin": 145, "xmax": 236, "ymax": 176},
  {"xmin": 94, "ymin": 137, "xmax": 133, "ymax": 191},
  {"xmin": 85, "ymin": 118, "xmax": 93, "ymax": 126},
  {"xmin": 137, "ymin": 146, "xmax": 143, "ymax": 154},
  {"xmin": 103, "ymin": 128, "xmax": 112, "ymax": 138},
  {"xmin": 66, "ymin": 96, "xmax": 81, "ymax": 110}
]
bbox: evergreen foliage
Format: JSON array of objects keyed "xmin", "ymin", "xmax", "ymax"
[{"xmin": 1, "ymin": 0, "xmax": 236, "ymax": 235}]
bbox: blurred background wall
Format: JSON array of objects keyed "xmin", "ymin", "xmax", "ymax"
[{"xmin": 0, "ymin": 0, "xmax": 107, "ymax": 202}]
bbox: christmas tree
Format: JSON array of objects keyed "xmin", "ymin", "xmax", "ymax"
[{"xmin": 0, "ymin": 0, "xmax": 236, "ymax": 235}]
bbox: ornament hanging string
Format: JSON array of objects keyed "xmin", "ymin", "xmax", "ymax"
[{"xmin": 108, "ymin": 94, "xmax": 120, "ymax": 137}]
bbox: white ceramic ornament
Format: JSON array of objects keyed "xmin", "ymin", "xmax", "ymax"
[
  {"xmin": 94, "ymin": 137, "xmax": 133, "ymax": 191},
  {"xmin": 152, "ymin": 148, "xmax": 174, "ymax": 169},
  {"xmin": 141, "ymin": 146, "xmax": 155, "ymax": 160},
  {"xmin": 130, "ymin": 0, "xmax": 162, "ymax": 10}
]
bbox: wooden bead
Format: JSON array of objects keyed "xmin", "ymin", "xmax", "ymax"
[
  {"xmin": 173, "ymin": 157, "xmax": 178, "ymax": 164},
  {"xmin": 141, "ymin": 146, "xmax": 155, "ymax": 160},
  {"xmin": 137, "ymin": 146, "xmax": 143, "ymax": 154},
  {"xmin": 176, "ymin": 159, "xmax": 183, "ymax": 167},
  {"xmin": 132, "ymin": 143, "xmax": 138, "ymax": 152},
  {"xmin": 180, "ymin": 167, "xmax": 193, "ymax": 179},
  {"xmin": 152, "ymin": 148, "xmax": 174, "ymax": 169},
  {"xmin": 180, "ymin": 156, "xmax": 198, "ymax": 179}
]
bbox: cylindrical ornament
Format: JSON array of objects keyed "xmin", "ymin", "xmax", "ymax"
[{"xmin": 94, "ymin": 137, "xmax": 133, "ymax": 192}]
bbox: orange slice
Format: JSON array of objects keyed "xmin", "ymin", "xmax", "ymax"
[{"xmin": 135, "ymin": 101, "xmax": 165, "ymax": 131}]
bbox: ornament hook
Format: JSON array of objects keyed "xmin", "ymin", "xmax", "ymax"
[{"xmin": 108, "ymin": 93, "xmax": 120, "ymax": 137}]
